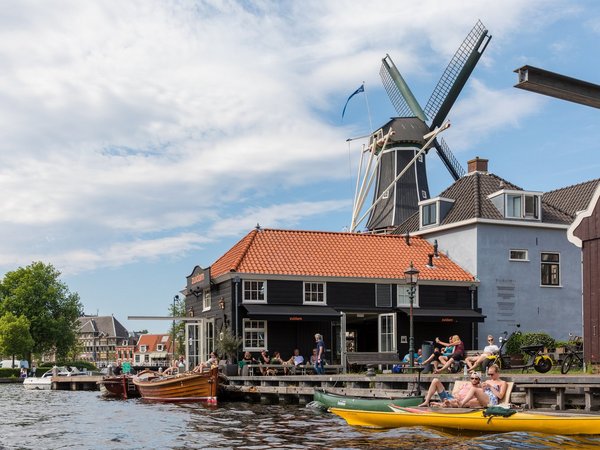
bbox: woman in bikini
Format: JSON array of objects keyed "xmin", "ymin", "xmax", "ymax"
[
  {"xmin": 418, "ymin": 372, "xmax": 484, "ymax": 408},
  {"xmin": 459, "ymin": 364, "xmax": 508, "ymax": 407}
]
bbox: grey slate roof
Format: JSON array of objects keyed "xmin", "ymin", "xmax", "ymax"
[
  {"xmin": 77, "ymin": 315, "xmax": 129, "ymax": 338},
  {"xmin": 394, "ymin": 173, "xmax": 599, "ymax": 234}
]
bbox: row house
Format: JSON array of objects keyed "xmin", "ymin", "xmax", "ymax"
[
  {"xmin": 133, "ymin": 334, "xmax": 173, "ymax": 367},
  {"xmin": 394, "ymin": 157, "xmax": 599, "ymax": 347},
  {"xmin": 182, "ymin": 227, "xmax": 481, "ymax": 367},
  {"xmin": 77, "ymin": 315, "xmax": 129, "ymax": 367}
]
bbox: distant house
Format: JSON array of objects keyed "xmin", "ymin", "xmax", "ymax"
[
  {"xmin": 114, "ymin": 332, "xmax": 142, "ymax": 366},
  {"xmin": 394, "ymin": 157, "xmax": 599, "ymax": 347},
  {"xmin": 77, "ymin": 315, "xmax": 129, "ymax": 367},
  {"xmin": 182, "ymin": 228, "xmax": 480, "ymax": 367},
  {"xmin": 134, "ymin": 334, "xmax": 173, "ymax": 367}
]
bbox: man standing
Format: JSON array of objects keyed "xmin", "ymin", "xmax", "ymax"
[{"xmin": 314, "ymin": 333, "xmax": 325, "ymax": 375}]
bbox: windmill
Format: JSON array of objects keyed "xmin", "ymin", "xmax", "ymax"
[{"xmin": 351, "ymin": 20, "xmax": 491, "ymax": 232}]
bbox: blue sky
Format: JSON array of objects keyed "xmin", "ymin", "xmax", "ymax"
[{"xmin": 1, "ymin": 1, "xmax": 599, "ymax": 333}]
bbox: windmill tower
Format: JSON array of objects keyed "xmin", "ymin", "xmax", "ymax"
[{"xmin": 351, "ymin": 21, "xmax": 491, "ymax": 232}]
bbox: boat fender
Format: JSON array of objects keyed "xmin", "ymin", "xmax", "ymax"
[{"xmin": 483, "ymin": 406, "xmax": 517, "ymax": 423}]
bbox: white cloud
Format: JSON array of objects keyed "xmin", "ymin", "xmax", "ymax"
[{"xmin": 0, "ymin": 0, "xmax": 569, "ymax": 275}]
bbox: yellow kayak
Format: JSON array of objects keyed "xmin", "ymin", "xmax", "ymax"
[{"xmin": 330, "ymin": 406, "xmax": 600, "ymax": 435}]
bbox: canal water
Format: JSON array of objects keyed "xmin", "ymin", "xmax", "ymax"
[{"xmin": 1, "ymin": 384, "xmax": 598, "ymax": 449}]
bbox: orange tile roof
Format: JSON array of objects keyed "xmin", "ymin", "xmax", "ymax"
[
  {"xmin": 137, "ymin": 334, "xmax": 172, "ymax": 352},
  {"xmin": 210, "ymin": 229, "xmax": 475, "ymax": 283}
]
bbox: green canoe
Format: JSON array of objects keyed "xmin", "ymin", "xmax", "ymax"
[{"xmin": 313, "ymin": 388, "xmax": 424, "ymax": 412}]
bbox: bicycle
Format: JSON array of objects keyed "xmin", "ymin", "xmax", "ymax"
[{"xmin": 560, "ymin": 334, "xmax": 584, "ymax": 374}]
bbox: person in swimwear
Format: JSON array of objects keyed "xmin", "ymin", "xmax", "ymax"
[
  {"xmin": 459, "ymin": 364, "xmax": 508, "ymax": 407},
  {"xmin": 418, "ymin": 372, "xmax": 484, "ymax": 408}
]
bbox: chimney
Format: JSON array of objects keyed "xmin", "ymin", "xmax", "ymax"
[
  {"xmin": 467, "ymin": 157, "xmax": 488, "ymax": 174},
  {"xmin": 427, "ymin": 254, "xmax": 434, "ymax": 267},
  {"xmin": 433, "ymin": 239, "xmax": 439, "ymax": 258},
  {"xmin": 405, "ymin": 232, "xmax": 410, "ymax": 246}
]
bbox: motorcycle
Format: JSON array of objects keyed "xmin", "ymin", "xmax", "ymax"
[{"xmin": 485, "ymin": 329, "xmax": 553, "ymax": 373}]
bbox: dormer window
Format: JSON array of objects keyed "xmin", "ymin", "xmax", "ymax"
[
  {"xmin": 156, "ymin": 344, "xmax": 164, "ymax": 352},
  {"xmin": 422, "ymin": 203, "xmax": 437, "ymax": 226},
  {"xmin": 419, "ymin": 197, "xmax": 455, "ymax": 228},
  {"xmin": 140, "ymin": 345, "xmax": 147, "ymax": 353},
  {"xmin": 489, "ymin": 190, "xmax": 541, "ymax": 220}
]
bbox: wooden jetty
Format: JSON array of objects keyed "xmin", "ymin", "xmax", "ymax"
[
  {"xmin": 51, "ymin": 375, "xmax": 103, "ymax": 391},
  {"xmin": 223, "ymin": 373, "xmax": 600, "ymax": 411}
]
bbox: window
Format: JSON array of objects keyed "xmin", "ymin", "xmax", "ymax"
[
  {"xmin": 243, "ymin": 320, "xmax": 267, "ymax": 351},
  {"xmin": 243, "ymin": 280, "xmax": 266, "ymax": 302},
  {"xmin": 375, "ymin": 284, "xmax": 392, "ymax": 307},
  {"xmin": 541, "ymin": 252, "xmax": 560, "ymax": 286},
  {"xmin": 135, "ymin": 355, "xmax": 140, "ymax": 363},
  {"xmin": 506, "ymin": 194, "xmax": 522, "ymax": 218},
  {"xmin": 378, "ymin": 314, "xmax": 396, "ymax": 352},
  {"xmin": 140, "ymin": 345, "xmax": 147, "ymax": 353},
  {"xmin": 421, "ymin": 203, "xmax": 437, "ymax": 226},
  {"xmin": 510, "ymin": 249, "xmax": 529, "ymax": 261},
  {"xmin": 205, "ymin": 320, "xmax": 214, "ymax": 361},
  {"xmin": 203, "ymin": 289, "xmax": 211, "ymax": 311},
  {"xmin": 397, "ymin": 285, "xmax": 419, "ymax": 307},
  {"xmin": 156, "ymin": 344, "xmax": 164, "ymax": 352},
  {"xmin": 304, "ymin": 282, "xmax": 325, "ymax": 304},
  {"xmin": 506, "ymin": 193, "xmax": 540, "ymax": 219}
]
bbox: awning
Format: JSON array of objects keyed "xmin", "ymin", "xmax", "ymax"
[
  {"xmin": 243, "ymin": 304, "xmax": 341, "ymax": 321},
  {"xmin": 398, "ymin": 308, "xmax": 486, "ymax": 323},
  {"xmin": 150, "ymin": 352, "xmax": 168, "ymax": 358}
]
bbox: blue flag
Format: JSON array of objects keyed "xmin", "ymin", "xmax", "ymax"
[{"xmin": 341, "ymin": 84, "xmax": 365, "ymax": 120}]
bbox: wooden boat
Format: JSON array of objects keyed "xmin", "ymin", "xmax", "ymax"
[
  {"xmin": 97, "ymin": 374, "xmax": 140, "ymax": 399},
  {"xmin": 133, "ymin": 367, "xmax": 218, "ymax": 403},
  {"xmin": 329, "ymin": 405, "xmax": 600, "ymax": 435},
  {"xmin": 314, "ymin": 389, "xmax": 423, "ymax": 411}
]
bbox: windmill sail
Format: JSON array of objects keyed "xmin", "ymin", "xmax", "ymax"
[
  {"xmin": 380, "ymin": 55, "xmax": 427, "ymax": 121},
  {"xmin": 425, "ymin": 20, "xmax": 491, "ymax": 129}
]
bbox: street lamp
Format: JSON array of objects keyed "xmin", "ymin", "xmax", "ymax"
[
  {"xmin": 404, "ymin": 262, "xmax": 420, "ymax": 369},
  {"xmin": 172, "ymin": 294, "xmax": 180, "ymax": 359}
]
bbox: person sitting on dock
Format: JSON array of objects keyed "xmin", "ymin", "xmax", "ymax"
[
  {"xmin": 434, "ymin": 335, "xmax": 464, "ymax": 374},
  {"xmin": 420, "ymin": 336, "xmax": 450, "ymax": 372},
  {"xmin": 459, "ymin": 364, "xmax": 507, "ymax": 407},
  {"xmin": 258, "ymin": 350, "xmax": 271, "ymax": 375},
  {"xmin": 193, "ymin": 351, "xmax": 219, "ymax": 373},
  {"xmin": 285, "ymin": 349, "xmax": 304, "ymax": 374},
  {"xmin": 418, "ymin": 372, "xmax": 483, "ymax": 408},
  {"xmin": 464, "ymin": 335, "xmax": 499, "ymax": 372}
]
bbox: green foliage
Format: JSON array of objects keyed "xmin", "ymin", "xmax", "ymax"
[
  {"xmin": 0, "ymin": 312, "xmax": 34, "ymax": 358},
  {"xmin": 214, "ymin": 328, "xmax": 242, "ymax": 363},
  {"xmin": 55, "ymin": 360, "xmax": 97, "ymax": 370},
  {"xmin": 0, "ymin": 368, "xmax": 19, "ymax": 377},
  {"xmin": 169, "ymin": 298, "xmax": 187, "ymax": 357},
  {"xmin": 0, "ymin": 261, "xmax": 83, "ymax": 358},
  {"xmin": 504, "ymin": 331, "xmax": 523, "ymax": 356},
  {"xmin": 554, "ymin": 340, "xmax": 570, "ymax": 349},
  {"xmin": 520, "ymin": 332, "xmax": 555, "ymax": 352}
]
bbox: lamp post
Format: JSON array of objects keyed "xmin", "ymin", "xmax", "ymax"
[
  {"xmin": 404, "ymin": 262, "xmax": 420, "ymax": 370},
  {"xmin": 172, "ymin": 294, "xmax": 180, "ymax": 359}
]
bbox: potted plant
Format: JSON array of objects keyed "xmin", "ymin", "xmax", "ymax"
[{"xmin": 215, "ymin": 328, "xmax": 242, "ymax": 376}]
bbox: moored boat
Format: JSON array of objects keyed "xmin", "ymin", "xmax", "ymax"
[
  {"xmin": 330, "ymin": 405, "xmax": 600, "ymax": 435},
  {"xmin": 98, "ymin": 374, "xmax": 140, "ymax": 399},
  {"xmin": 133, "ymin": 367, "xmax": 219, "ymax": 403},
  {"xmin": 23, "ymin": 367, "xmax": 78, "ymax": 390},
  {"xmin": 313, "ymin": 388, "xmax": 423, "ymax": 411}
]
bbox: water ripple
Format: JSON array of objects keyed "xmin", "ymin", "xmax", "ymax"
[{"xmin": 1, "ymin": 384, "xmax": 599, "ymax": 449}]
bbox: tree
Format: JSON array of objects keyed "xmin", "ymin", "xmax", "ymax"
[
  {"xmin": 169, "ymin": 299, "xmax": 186, "ymax": 357},
  {"xmin": 0, "ymin": 312, "xmax": 34, "ymax": 365},
  {"xmin": 0, "ymin": 261, "xmax": 83, "ymax": 359},
  {"xmin": 215, "ymin": 328, "xmax": 242, "ymax": 363}
]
